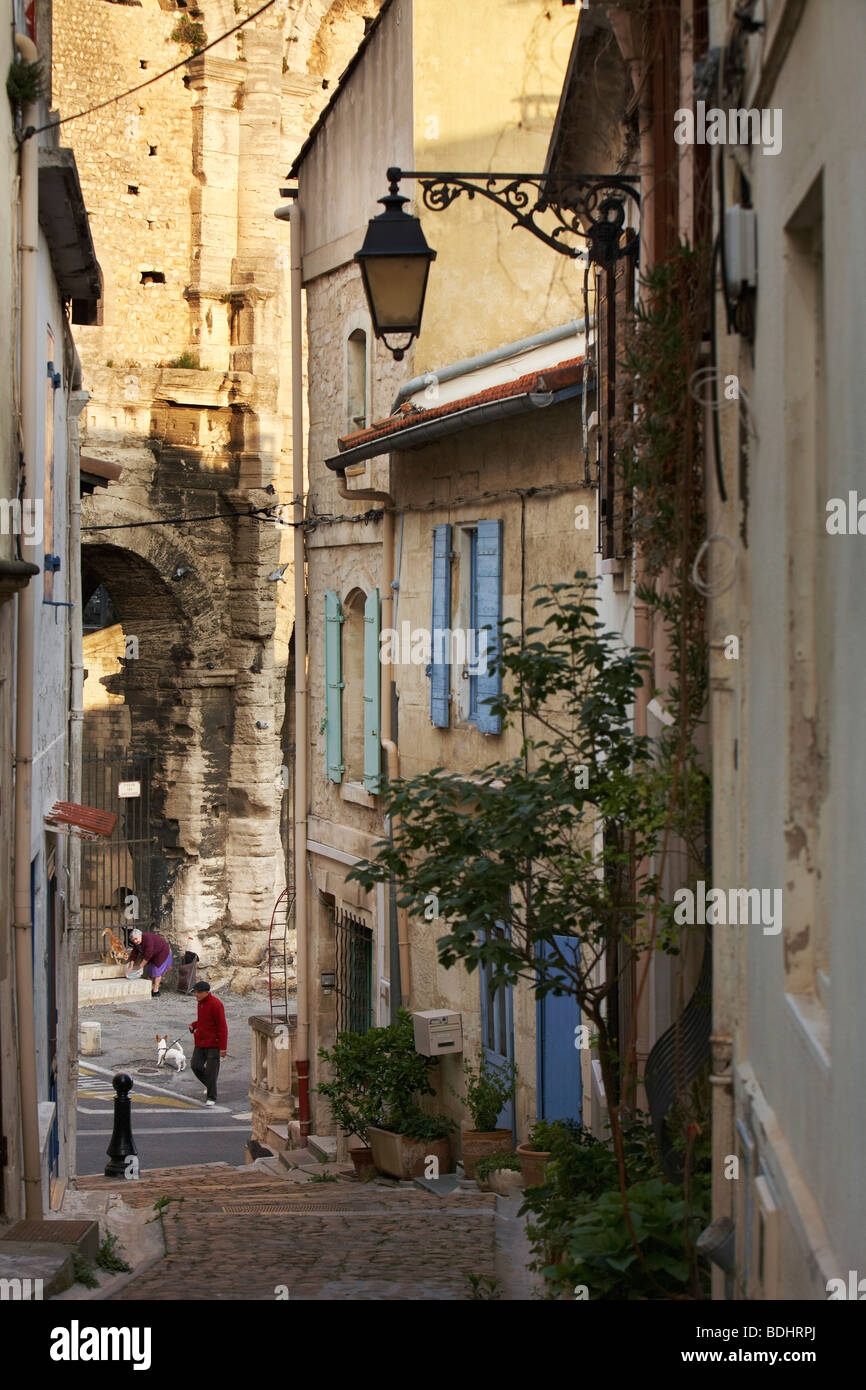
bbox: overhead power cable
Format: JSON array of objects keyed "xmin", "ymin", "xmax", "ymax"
[{"xmin": 27, "ymin": 0, "xmax": 278, "ymax": 138}]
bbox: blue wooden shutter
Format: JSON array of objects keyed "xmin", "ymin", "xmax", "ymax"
[
  {"xmin": 475, "ymin": 519, "xmax": 503, "ymax": 734},
  {"xmin": 430, "ymin": 523, "xmax": 452, "ymax": 727},
  {"xmin": 363, "ymin": 588, "xmax": 381, "ymax": 792},
  {"xmin": 324, "ymin": 589, "xmax": 343, "ymax": 781}
]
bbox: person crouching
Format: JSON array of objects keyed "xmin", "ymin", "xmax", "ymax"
[{"xmin": 128, "ymin": 927, "xmax": 172, "ymax": 998}]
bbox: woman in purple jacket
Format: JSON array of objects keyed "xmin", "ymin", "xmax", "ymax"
[{"xmin": 128, "ymin": 928, "xmax": 172, "ymax": 998}]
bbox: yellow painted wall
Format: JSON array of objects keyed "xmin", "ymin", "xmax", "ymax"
[{"xmin": 411, "ymin": 0, "xmax": 581, "ymax": 371}]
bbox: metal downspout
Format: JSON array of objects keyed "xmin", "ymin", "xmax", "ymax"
[
  {"xmin": 14, "ymin": 87, "xmax": 43, "ymax": 1219},
  {"xmin": 289, "ymin": 200, "xmax": 310, "ymax": 1142},
  {"xmin": 66, "ymin": 376, "xmax": 88, "ymax": 1188}
]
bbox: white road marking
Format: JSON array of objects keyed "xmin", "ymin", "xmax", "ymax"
[{"xmin": 78, "ymin": 1126, "xmax": 251, "ymax": 1136}]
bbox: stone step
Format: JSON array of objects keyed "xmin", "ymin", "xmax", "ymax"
[
  {"xmin": 307, "ymin": 1134, "xmax": 337, "ymax": 1163},
  {"xmin": 0, "ymin": 1217, "xmax": 101, "ymax": 1294},
  {"xmin": 79, "ymin": 976, "xmax": 152, "ymax": 1004},
  {"xmin": 265, "ymin": 1123, "xmax": 289, "ymax": 1153},
  {"xmin": 0, "ymin": 1243, "xmax": 75, "ymax": 1298},
  {"xmin": 80, "ymin": 963, "xmax": 128, "ymax": 982}
]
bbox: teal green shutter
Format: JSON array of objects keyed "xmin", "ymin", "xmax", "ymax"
[
  {"xmin": 363, "ymin": 588, "xmax": 381, "ymax": 792},
  {"xmin": 325, "ymin": 589, "xmax": 344, "ymax": 781},
  {"xmin": 430, "ymin": 523, "xmax": 452, "ymax": 727},
  {"xmin": 475, "ymin": 519, "xmax": 503, "ymax": 734}
]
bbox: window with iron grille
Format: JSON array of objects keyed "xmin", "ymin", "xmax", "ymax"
[{"xmin": 333, "ymin": 905, "xmax": 374, "ymax": 1035}]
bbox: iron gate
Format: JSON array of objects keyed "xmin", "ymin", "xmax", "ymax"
[
  {"xmin": 333, "ymin": 905, "xmax": 373, "ymax": 1035},
  {"xmin": 80, "ymin": 754, "xmax": 154, "ymax": 961}
]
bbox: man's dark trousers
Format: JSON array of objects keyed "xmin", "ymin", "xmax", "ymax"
[{"xmin": 191, "ymin": 1047, "xmax": 220, "ymax": 1101}]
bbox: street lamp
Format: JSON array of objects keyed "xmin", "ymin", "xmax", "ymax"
[
  {"xmin": 358, "ymin": 165, "xmax": 640, "ymax": 360},
  {"xmin": 354, "ymin": 173, "xmax": 437, "ymax": 361}
]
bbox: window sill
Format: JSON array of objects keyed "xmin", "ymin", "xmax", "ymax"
[
  {"xmin": 785, "ymin": 991, "xmax": 830, "ymax": 1072},
  {"xmin": 340, "ymin": 781, "xmax": 377, "ymax": 808}
]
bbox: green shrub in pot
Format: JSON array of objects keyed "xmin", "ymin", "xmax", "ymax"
[
  {"xmin": 451, "ymin": 1055, "xmax": 517, "ymax": 1132},
  {"xmin": 473, "ymin": 1152, "xmax": 522, "ymax": 1184},
  {"xmin": 396, "ymin": 1107, "xmax": 456, "ymax": 1142},
  {"xmin": 450, "ymin": 1055, "xmax": 517, "ymax": 1177},
  {"xmin": 315, "ymin": 1008, "xmax": 438, "ymax": 1141}
]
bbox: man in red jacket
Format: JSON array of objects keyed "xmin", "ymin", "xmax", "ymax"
[{"xmin": 188, "ymin": 981, "xmax": 228, "ymax": 1105}]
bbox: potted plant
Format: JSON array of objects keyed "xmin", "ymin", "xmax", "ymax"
[
  {"xmin": 473, "ymin": 1151, "xmax": 523, "ymax": 1196},
  {"xmin": 315, "ymin": 1024, "xmax": 385, "ymax": 1171},
  {"xmin": 451, "ymin": 1055, "xmax": 517, "ymax": 1178},
  {"xmin": 317, "ymin": 1011, "xmax": 455, "ymax": 1180},
  {"xmin": 369, "ymin": 1105, "xmax": 456, "ymax": 1180},
  {"xmin": 517, "ymin": 1117, "xmax": 560, "ymax": 1187}
]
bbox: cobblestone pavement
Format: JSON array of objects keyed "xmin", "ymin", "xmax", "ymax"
[{"xmin": 76, "ymin": 1164, "xmax": 499, "ymax": 1300}]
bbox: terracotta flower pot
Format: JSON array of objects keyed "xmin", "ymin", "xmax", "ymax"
[
  {"xmin": 516, "ymin": 1142, "xmax": 551, "ymax": 1187},
  {"xmin": 348, "ymin": 1145, "xmax": 376, "ymax": 1176},
  {"xmin": 461, "ymin": 1128, "xmax": 513, "ymax": 1179}
]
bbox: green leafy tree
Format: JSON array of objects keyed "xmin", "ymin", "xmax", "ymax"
[
  {"xmin": 352, "ymin": 577, "xmax": 664, "ymax": 1149},
  {"xmin": 350, "ymin": 574, "xmax": 706, "ymax": 1270}
]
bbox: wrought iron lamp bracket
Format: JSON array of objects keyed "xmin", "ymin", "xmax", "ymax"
[{"xmin": 385, "ymin": 167, "xmax": 640, "ymax": 268}]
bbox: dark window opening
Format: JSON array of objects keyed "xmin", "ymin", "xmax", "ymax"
[
  {"xmin": 127, "ymin": 185, "xmax": 139, "ymax": 195},
  {"xmin": 139, "ymin": 60, "xmax": 148, "ymax": 69},
  {"xmin": 148, "ymin": 146, "xmax": 157, "ymax": 156},
  {"xmin": 82, "ymin": 583, "xmax": 118, "ymax": 634},
  {"xmin": 140, "ymin": 271, "xmax": 165, "ymax": 285}
]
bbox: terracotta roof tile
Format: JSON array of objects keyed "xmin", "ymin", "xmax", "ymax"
[{"xmin": 337, "ymin": 355, "xmax": 588, "ymax": 452}]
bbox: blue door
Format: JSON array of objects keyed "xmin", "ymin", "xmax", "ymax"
[
  {"xmin": 479, "ymin": 922, "xmax": 514, "ymax": 1132},
  {"xmin": 539, "ymin": 935, "xmax": 583, "ymax": 1122}
]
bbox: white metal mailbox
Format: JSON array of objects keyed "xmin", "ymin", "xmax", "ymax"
[{"xmin": 413, "ymin": 1009, "xmax": 463, "ymax": 1056}]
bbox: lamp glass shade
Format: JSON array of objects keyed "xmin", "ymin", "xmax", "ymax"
[
  {"xmin": 359, "ymin": 254, "xmax": 433, "ymax": 334},
  {"xmin": 355, "ymin": 190, "xmax": 436, "ymax": 344}
]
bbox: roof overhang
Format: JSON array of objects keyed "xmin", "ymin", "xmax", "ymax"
[
  {"xmin": 38, "ymin": 146, "xmax": 102, "ymax": 310},
  {"xmin": 80, "ymin": 455, "xmax": 123, "ymax": 495},
  {"xmin": 327, "ymin": 383, "xmax": 583, "ymax": 472},
  {"xmin": 44, "ymin": 802, "xmax": 117, "ymax": 839}
]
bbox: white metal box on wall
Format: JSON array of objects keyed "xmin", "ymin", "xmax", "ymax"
[{"xmin": 413, "ymin": 1010, "xmax": 463, "ymax": 1056}]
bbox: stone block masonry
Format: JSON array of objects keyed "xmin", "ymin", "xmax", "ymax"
[{"xmin": 52, "ymin": 0, "xmax": 385, "ymax": 988}]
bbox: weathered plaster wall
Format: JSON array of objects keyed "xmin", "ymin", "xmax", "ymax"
[
  {"xmin": 412, "ymin": 0, "xmax": 582, "ymax": 370},
  {"xmin": 709, "ymin": 0, "xmax": 866, "ymax": 1295}
]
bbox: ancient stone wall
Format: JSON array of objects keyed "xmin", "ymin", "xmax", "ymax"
[{"xmin": 52, "ymin": 0, "xmax": 383, "ymax": 989}]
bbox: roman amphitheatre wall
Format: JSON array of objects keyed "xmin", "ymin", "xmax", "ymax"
[{"xmin": 52, "ymin": 0, "xmax": 384, "ymax": 989}]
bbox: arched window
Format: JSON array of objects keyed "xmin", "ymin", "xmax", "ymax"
[{"xmin": 347, "ymin": 329, "xmax": 367, "ymax": 431}]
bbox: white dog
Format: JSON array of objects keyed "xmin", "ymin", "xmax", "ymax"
[{"xmin": 156, "ymin": 1034, "xmax": 186, "ymax": 1071}]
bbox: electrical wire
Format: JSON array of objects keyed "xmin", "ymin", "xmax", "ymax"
[
  {"xmin": 81, "ymin": 506, "xmax": 268, "ymax": 532},
  {"xmin": 26, "ymin": 0, "xmax": 278, "ymax": 139},
  {"xmin": 688, "ymin": 365, "xmax": 758, "ymax": 440},
  {"xmin": 81, "ymin": 481, "xmax": 590, "ymax": 537},
  {"xmin": 690, "ymin": 533, "xmax": 737, "ymax": 598}
]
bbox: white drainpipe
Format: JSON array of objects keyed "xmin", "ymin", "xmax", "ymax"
[{"xmin": 13, "ymin": 50, "xmax": 44, "ymax": 1217}]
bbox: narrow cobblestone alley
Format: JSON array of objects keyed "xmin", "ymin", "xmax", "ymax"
[{"xmin": 76, "ymin": 1166, "xmax": 500, "ymax": 1301}]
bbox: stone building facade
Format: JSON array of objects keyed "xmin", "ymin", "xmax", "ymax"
[
  {"xmin": 51, "ymin": 0, "xmax": 383, "ymax": 986},
  {"xmin": 293, "ymin": 0, "xmax": 591, "ymax": 1144}
]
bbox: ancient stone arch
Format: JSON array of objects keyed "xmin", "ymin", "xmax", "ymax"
[{"xmin": 52, "ymin": 0, "xmax": 383, "ymax": 984}]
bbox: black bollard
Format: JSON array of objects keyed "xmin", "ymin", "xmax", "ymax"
[{"xmin": 104, "ymin": 1073, "xmax": 139, "ymax": 1179}]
